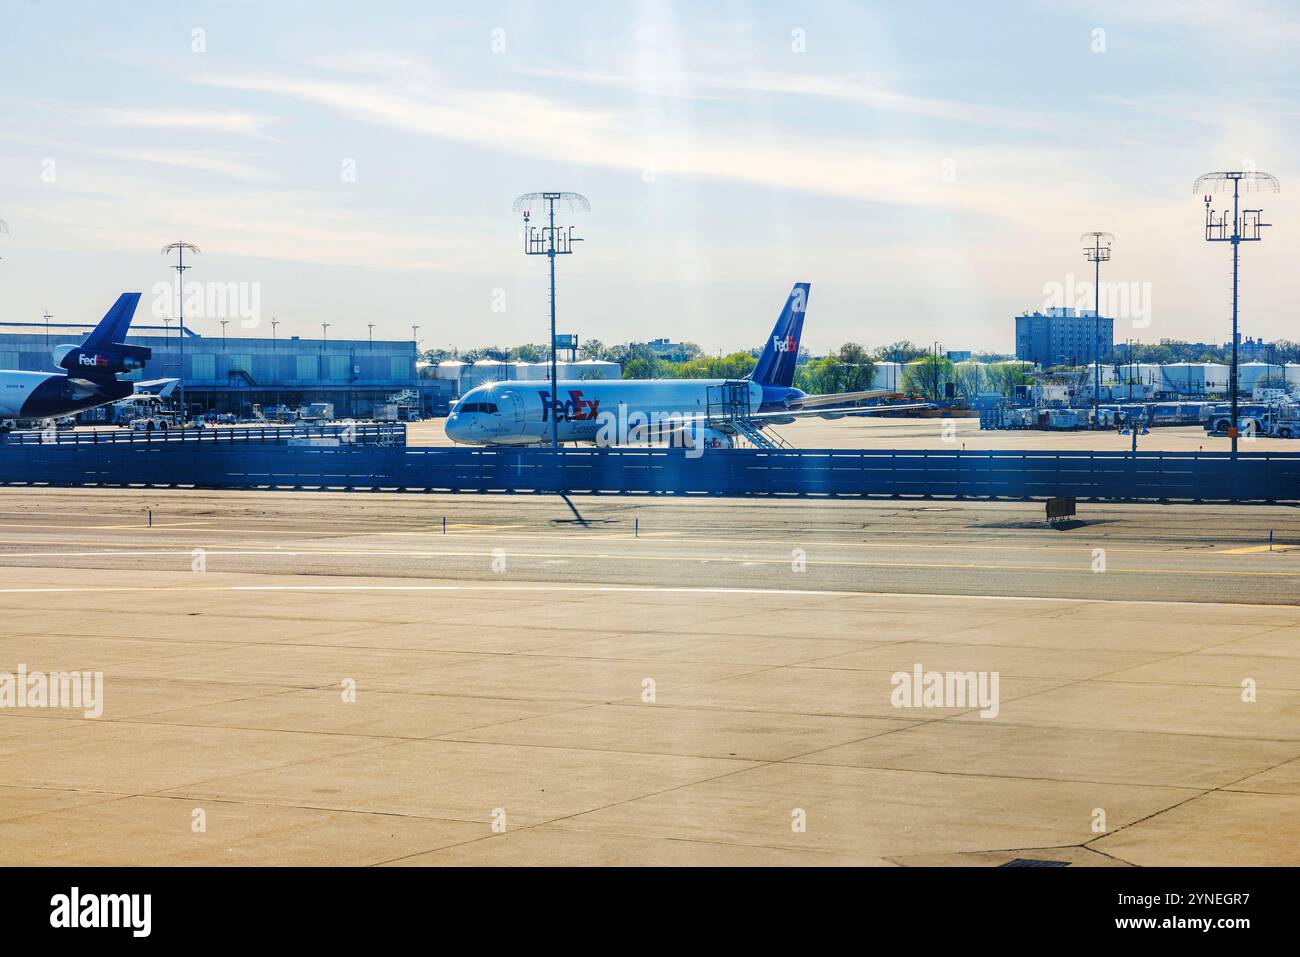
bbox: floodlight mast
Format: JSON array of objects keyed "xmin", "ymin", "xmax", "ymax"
[
  {"xmin": 1081, "ymin": 232, "xmax": 1114, "ymax": 422},
  {"xmin": 512, "ymin": 192, "xmax": 589, "ymax": 449},
  {"xmin": 1192, "ymin": 171, "xmax": 1280, "ymax": 456},
  {"xmin": 161, "ymin": 242, "xmax": 201, "ymax": 422}
]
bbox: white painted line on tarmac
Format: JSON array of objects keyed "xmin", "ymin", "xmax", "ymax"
[
  {"xmin": 0, "ymin": 581, "xmax": 1295, "ymax": 610},
  {"xmin": 0, "ymin": 546, "xmax": 1294, "ymax": 578}
]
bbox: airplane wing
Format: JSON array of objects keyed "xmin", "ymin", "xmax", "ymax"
[
  {"xmin": 748, "ymin": 402, "xmax": 934, "ymax": 422},
  {"xmin": 133, "ymin": 378, "xmax": 180, "ymax": 397},
  {"xmin": 785, "ymin": 389, "xmax": 899, "ymax": 409}
]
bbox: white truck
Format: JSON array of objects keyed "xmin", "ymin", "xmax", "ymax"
[
  {"xmin": 114, "ymin": 395, "xmax": 176, "ymax": 431},
  {"xmin": 297, "ymin": 402, "xmax": 335, "ymax": 423}
]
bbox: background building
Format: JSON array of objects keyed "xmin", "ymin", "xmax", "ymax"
[
  {"xmin": 424, "ymin": 357, "xmax": 622, "ymax": 395},
  {"xmin": 0, "ymin": 320, "xmax": 435, "ymax": 418},
  {"xmin": 1015, "ymin": 308, "xmax": 1114, "ymax": 368}
]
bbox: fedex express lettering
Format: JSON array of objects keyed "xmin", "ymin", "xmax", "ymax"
[
  {"xmin": 78, "ymin": 353, "xmax": 112, "ymax": 368},
  {"xmin": 772, "ymin": 334, "xmax": 797, "ymax": 353},
  {"xmin": 539, "ymin": 389, "xmax": 601, "ymax": 423}
]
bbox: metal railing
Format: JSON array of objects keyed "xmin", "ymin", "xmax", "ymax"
[
  {"xmin": 0, "ymin": 444, "xmax": 1296, "ymax": 502},
  {"xmin": 0, "ymin": 422, "xmax": 406, "ymax": 447}
]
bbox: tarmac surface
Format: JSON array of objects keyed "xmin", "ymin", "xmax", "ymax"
[
  {"xmin": 412, "ymin": 415, "xmax": 1299, "ymax": 452},
  {"xmin": 0, "ymin": 486, "xmax": 1297, "ymax": 865}
]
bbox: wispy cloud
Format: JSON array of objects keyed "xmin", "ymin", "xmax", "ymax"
[
  {"xmin": 521, "ymin": 64, "xmax": 1057, "ymax": 133},
  {"xmin": 199, "ymin": 66, "xmax": 1094, "ymax": 227},
  {"xmin": 0, "ymin": 130, "xmax": 271, "ymax": 181},
  {"xmin": 69, "ymin": 107, "xmax": 280, "ymax": 140}
]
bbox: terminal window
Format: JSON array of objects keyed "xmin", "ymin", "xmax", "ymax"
[
  {"xmin": 191, "ymin": 354, "xmax": 216, "ymax": 380},
  {"xmin": 295, "ymin": 355, "xmax": 316, "ymax": 381},
  {"xmin": 390, "ymin": 356, "xmax": 409, "ymax": 379},
  {"xmin": 327, "ymin": 355, "xmax": 349, "ymax": 380}
]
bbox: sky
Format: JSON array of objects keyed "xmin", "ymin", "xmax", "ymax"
[{"xmin": 0, "ymin": 0, "xmax": 1297, "ymax": 355}]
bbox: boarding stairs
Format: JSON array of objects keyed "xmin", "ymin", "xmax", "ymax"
[{"xmin": 706, "ymin": 381, "xmax": 791, "ymax": 450}]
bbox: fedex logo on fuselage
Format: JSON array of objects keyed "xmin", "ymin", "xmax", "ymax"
[
  {"xmin": 77, "ymin": 353, "xmax": 110, "ymax": 368},
  {"xmin": 773, "ymin": 334, "xmax": 797, "ymax": 353},
  {"xmin": 540, "ymin": 389, "xmax": 601, "ymax": 423}
]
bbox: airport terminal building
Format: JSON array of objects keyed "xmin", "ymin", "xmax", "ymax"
[{"xmin": 0, "ymin": 321, "xmax": 445, "ymax": 418}]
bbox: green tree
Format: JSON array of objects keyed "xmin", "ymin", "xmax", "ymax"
[
  {"xmin": 874, "ymin": 340, "xmax": 930, "ymax": 362},
  {"xmin": 953, "ymin": 362, "xmax": 986, "ymax": 398},
  {"xmin": 794, "ymin": 344, "xmax": 876, "ymax": 394},
  {"xmin": 986, "ymin": 361, "xmax": 1032, "ymax": 397},
  {"xmin": 902, "ymin": 356, "xmax": 955, "ymax": 400},
  {"xmin": 622, "ymin": 356, "xmax": 665, "ymax": 379},
  {"xmin": 510, "ymin": 343, "xmax": 549, "ymax": 362},
  {"xmin": 578, "ymin": 339, "xmax": 607, "ymax": 360}
]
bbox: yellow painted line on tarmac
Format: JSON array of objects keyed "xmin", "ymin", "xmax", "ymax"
[
  {"xmin": 1219, "ymin": 544, "xmax": 1299, "ymax": 554},
  {"xmin": 0, "ymin": 522, "xmax": 213, "ymax": 529}
]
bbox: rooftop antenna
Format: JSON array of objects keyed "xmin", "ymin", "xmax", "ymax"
[
  {"xmin": 161, "ymin": 241, "xmax": 201, "ymax": 421},
  {"xmin": 1192, "ymin": 170, "xmax": 1280, "ymax": 456},
  {"xmin": 512, "ymin": 191, "xmax": 589, "ymax": 449},
  {"xmin": 1081, "ymin": 232, "xmax": 1113, "ymax": 423}
]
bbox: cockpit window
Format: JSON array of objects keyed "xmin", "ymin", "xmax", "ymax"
[{"xmin": 458, "ymin": 402, "xmax": 498, "ymax": 414}]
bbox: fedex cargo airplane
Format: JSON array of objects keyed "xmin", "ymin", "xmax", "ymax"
[
  {"xmin": 0, "ymin": 292, "xmax": 170, "ymax": 426},
  {"xmin": 445, "ymin": 282, "xmax": 930, "ymax": 448}
]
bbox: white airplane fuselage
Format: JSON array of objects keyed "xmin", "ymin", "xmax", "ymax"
[
  {"xmin": 445, "ymin": 378, "xmax": 785, "ymax": 446},
  {"xmin": 0, "ymin": 369, "xmax": 134, "ymax": 420}
]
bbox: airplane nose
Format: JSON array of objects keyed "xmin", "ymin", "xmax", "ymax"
[{"xmin": 445, "ymin": 414, "xmax": 466, "ymax": 442}]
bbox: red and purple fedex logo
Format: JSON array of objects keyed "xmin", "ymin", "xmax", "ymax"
[{"xmin": 540, "ymin": 389, "xmax": 601, "ymax": 423}]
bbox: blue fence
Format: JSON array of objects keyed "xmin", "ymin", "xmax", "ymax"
[
  {"xmin": 0, "ymin": 445, "xmax": 1297, "ymax": 502},
  {"xmin": 0, "ymin": 422, "xmax": 406, "ymax": 447}
]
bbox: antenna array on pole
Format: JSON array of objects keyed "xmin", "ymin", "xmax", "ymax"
[
  {"xmin": 1080, "ymin": 231, "xmax": 1114, "ymax": 422},
  {"xmin": 512, "ymin": 191, "xmax": 590, "ymax": 449},
  {"xmin": 1192, "ymin": 170, "xmax": 1280, "ymax": 455}
]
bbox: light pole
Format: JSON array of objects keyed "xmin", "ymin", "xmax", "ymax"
[
  {"xmin": 220, "ymin": 319, "xmax": 228, "ymax": 350},
  {"xmin": 368, "ymin": 323, "xmax": 375, "ymax": 351},
  {"xmin": 161, "ymin": 242, "xmax": 200, "ymax": 422},
  {"xmin": 1081, "ymin": 232, "xmax": 1113, "ymax": 423},
  {"xmin": 42, "ymin": 310, "xmax": 51, "ymax": 349},
  {"xmin": 1194, "ymin": 171, "xmax": 1280, "ymax": 455},
  {"xmin": 513, "ymin": 192, "xmax": 590, "ymax": 448}
]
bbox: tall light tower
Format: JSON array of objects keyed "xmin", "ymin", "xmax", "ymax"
[
  {"xmin": 1081, "ymin": 232, "xmax": 1113, "ymax": 422},
  {"xmin": 162, "ymin": 242, "xmax": 200, "ymax": 421},
  {"xmin": 512, "ymin": 192, "xmax": 590, "ymax": 448},
  {"xmin": 1193, "ymin": 171, "xmax": 1280, "ymax": 455}
]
